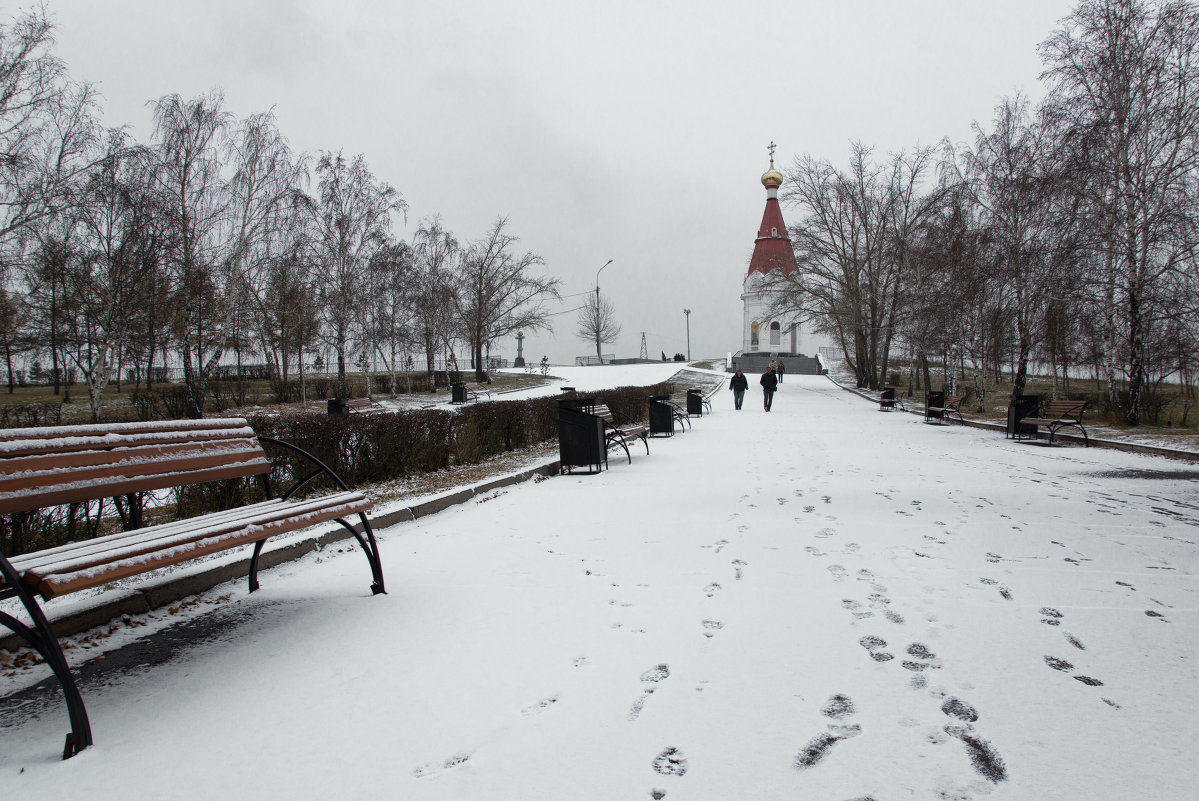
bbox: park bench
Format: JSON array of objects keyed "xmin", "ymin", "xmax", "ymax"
[
  {"xmin": 925, "ymin": 393, "xmax": 965, "ymax": 424},
  {"xmin": 879, "ymin": 387, "xmax": 907, "ymax": 412},
  {"xmin": 1015, "ymin": 398, "xmax": 1089, "ymax": 446},
  {"xmin": 650, "ymin": 395, "xmax": 690, "ymax": 435},
  {"xmin": 0, "ymin": 417, "xmax": 385, "ymax": 759},
  {"xmin": 328, "ymin": 397, "xmax": 386, "ymax": 415},
  {"xmin": 592, "ymin": 403, "xmax": 650, "ymax": 465},
  {"xmin": 451, "ymin": 382, "xmax": 492, "ymax": 404}
]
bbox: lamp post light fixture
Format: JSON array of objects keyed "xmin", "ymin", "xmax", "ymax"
[
  {"xmin": 595, "ymin": 259, "xmax": 613, "ymax": 308},
  {"xmin": 684, "ymin": 308, "xmax": 691, "ymax": 362}
]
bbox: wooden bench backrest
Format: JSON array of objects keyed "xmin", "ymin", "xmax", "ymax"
[
  {"xmin": 591, "ymin": 404, "xmax": 616, "ymax": 423},
  {"xmin": 0, "ymin": 418, "xmax": 270, "ymax": 515},
  {"xmin": 1042, "ymin": 399, "xmax": 1086, "ymax": 418}
]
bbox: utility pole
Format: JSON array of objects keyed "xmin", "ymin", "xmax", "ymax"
[
  {"xmin": 684, "ymin": 309, "xmax": 691, "ymax": 362},
  {"xmin": 595, "ymin": 259, "xmax": 613, "ymax": 363},
  {"xmin": 639, "ymin": 332, "xmax": 648, "ymax": 360}
]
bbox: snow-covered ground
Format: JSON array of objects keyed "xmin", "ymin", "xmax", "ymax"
[{"xmin": 2, "ymin": 370, "xmax": 1197, "ymax": 800}]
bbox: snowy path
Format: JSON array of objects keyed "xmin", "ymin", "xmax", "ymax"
[{"xmin": 2, "ymin": 374, "xmax": 1196, "ymax": 800}]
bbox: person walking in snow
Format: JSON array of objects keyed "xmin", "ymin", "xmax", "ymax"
[
  {"xmin": 729, "ymin": 367, "xmax": 748, "ymax": 410},
  {"xmin": 777, "ymin": 359, "xmax": 786, "ymax": 384},
  {"xmin": 760, "ymin": 365, "xmax": 778, "ymax": 412}
]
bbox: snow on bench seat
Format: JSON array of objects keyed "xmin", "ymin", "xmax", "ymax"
[{"xmin": 15, "ymin": 491, "xmax": 370, "ymax": 599}]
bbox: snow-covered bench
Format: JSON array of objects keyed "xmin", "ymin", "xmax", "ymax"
[
  {"xmin": 591, "ymin": 403, "xmax": 649, "ymax": 465},
  {"xmin": 1015, "ymin": 398, "xmax": 1089, "ymax": 446},
  {"xmin": 0, "ymin": 418, "xmax": 385, "ymax": 759},
  {"xmin": 329, "ymin": 397, "xmax": 386, "ymax": 415},
  {"xmin": 879, "ymin": 387, "xmax": 907, "ymax": 411},
  {"xmin": 926, "ymin": 393, "xmax": 965, "ymax": 424}
]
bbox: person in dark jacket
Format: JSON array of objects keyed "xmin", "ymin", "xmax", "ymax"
[
  {"xmin": 777, "ymin": 359, "xmax": 786, "ymax": 383},
  {"xmin": 729, "ymin": 367, "xmax": 748, "ymax": 409},
  {"xmin": 760, "ymin": 366, "xmax": 778, "ymax": 411}
]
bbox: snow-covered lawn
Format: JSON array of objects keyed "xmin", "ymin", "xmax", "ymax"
[{"xmin": 2, "ymin": 371, "xmax": 1196, "ymax": 800}]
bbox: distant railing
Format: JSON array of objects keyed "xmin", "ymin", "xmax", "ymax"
[{"xmin": 575, "ymin": 354, "xmax": 615, "ymax": 366}]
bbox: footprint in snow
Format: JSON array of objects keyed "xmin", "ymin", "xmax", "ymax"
[
  {"xmin": 413, "ymin": 752, "xmax": 472, "ymax": 778},
  {"xmin": 732, "ymin": 559, "xmax": 746, "ymax": 580},
  {"xmin": 652, "ymin": 747, "xmax": 688, "ymax": 776},
  {"xmin": 704, "ymin": 582, "xmax": 721, "ymax": 597},
  {"xmin": 641, "ymin": 664, "xmax": 670, "ymax": 683},
  {"xmin": 858, "ymin": 635, "xmax": 894, "ymax": 662},
  {"xmin": 1044, "ymin": 656, "xmax": 1074, "ymax": 672},
  {"xmin": 794, "ymin": 694, "xmax": 862, "ymax": 769},
  {"xmin": 521, "ymin": 696, "xmax": 559, "ymax": 715},
  {"xmin": 1040, "ymin": 607, "xmax": 1063, "ymax": 626},
  {"xmin": 938, "ymin": 698, "xmax": 1007, "ymax": 783}
]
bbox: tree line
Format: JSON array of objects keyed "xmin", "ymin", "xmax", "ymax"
[
  {"xmin": 766, "ymin": 0, "xmax": 1199, "ymax": 426},
  {"xmin": 0, "ymin": 8, "xmax": 560, "ymax": 421}
]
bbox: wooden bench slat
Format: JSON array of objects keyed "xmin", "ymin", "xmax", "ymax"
[
  {"xmin": 0, "ymin": 456, "xmax": 272, "ymax": 516},
  {"xmin": 19, "ymin": 492, "xmax": 368, "ymax": 595},
  {"xmin": 14, "ymin": 495, "xmax": 351, "ymax": 576},
  {"xmin": 0, "ymin": 420, "xmax": 259, "ymax": 457},
  {"xmin": 30, "ymin": 493, "xmax": 372, "ymax": 599},
  {"xmin": 8, "ymin": 498, "xmax": 291, "ymax": 573},
  {"xmin": 0, "ymin": 442, "xmax": 266, "ymax": 490},
  {"xmin": 0, "ymin": 438, "xmax": 262, "ymax": 476}
]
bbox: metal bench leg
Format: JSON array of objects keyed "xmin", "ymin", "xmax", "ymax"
[
  {"xmin": 248, "ymin": 513, "xmax": 385, "ymax": 596},
  {"xmin": 248, "ymin": 538, "xmax": 268, "ymax": 593},
  {"xmin": 0, "ymin": 558, "xmax": 93, "ymax": 758},
  {"xmin": 337, "ymin": 513, "xmax": 386, "ymax": 595}
]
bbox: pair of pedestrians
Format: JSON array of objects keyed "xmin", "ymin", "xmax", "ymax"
[{"xmin": 729, "ymin": 365, "xmax": 779, "ymax": 411}]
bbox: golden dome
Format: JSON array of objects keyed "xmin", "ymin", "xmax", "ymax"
[{"xmin": 761, "ymin": 168, "xmax": 783, "ymax": 188}]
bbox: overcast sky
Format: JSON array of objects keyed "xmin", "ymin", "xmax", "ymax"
[{"xmin": 43, "ymin": 0, "xmax": 1078, "ymax": 366}]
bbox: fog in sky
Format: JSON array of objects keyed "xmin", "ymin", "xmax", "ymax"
[{"xmin": 44, "ymin": 0, "xmax": 1078, "ymax": 365}]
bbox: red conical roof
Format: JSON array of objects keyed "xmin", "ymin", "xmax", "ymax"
[{"xmin": 747, "ymin": 192, "xmax": 798, "ymax": 278}]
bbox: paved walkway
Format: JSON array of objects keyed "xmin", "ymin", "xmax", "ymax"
[{"xmin": 2, "ymin": 376, "xmax": 1195, "ymax": 800}]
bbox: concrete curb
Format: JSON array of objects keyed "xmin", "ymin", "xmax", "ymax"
[
  {"xmin": 1, "ymin": 459, "xmax": 562, "ymax": 653},
  {"xmin": 831, "ymin": 375, "xmax": 1199, "ymax": 463}
]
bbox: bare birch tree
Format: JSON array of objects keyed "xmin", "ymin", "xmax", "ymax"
[
  {"xmin": 311, "ymin": 151, "xmax": 406, "ymax": 398},
  {"xmin": 1041, "ymin": 0, "xmax": 1199, "ymax": 424},
  {"xmin": 575, "ymin": 292, "xmax": 622, "ymax": 363},
  {"xmin": 454, "ymin": 217, "xmax": 559, "ymax": 382}
]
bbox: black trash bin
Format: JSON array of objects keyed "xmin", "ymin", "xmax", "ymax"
[
  {"xmin": 880, "ymin": 387, "xmax": 896, "ymax": 411},
  {"xmin": 925, "ymin": 389, "xmax": 945, "ymax": 423},
  {"xmin": 558, "ymin": 398, "xmax": 605, "ymax": 474},
  {"xmin": 648, "ymin": 395, "xmax": 674, "ymax": 437},
  {"xmin": 451, "ymin": 382, "xmax": 466, "ymax": 404},
  {"xmin": 686, "ymin": 388, "xmax": 703, "ymax": 417},
  {"xmin": 1007, "ymin": 394, "xmax": 1040, "ymax": 440},
  {"xmin": 327, "ymin": 398, "xmax": 350, "ymax": 416}
]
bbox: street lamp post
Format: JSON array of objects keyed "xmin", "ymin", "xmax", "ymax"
[
  {"xmin": 594, "ymin": 259, "xmax": 613, "ymax": 364},
  {"xmin": 684, "ymin": 308, "xmax": 691, "ymax": 362},
  {"xmin": 595, "ymin": 259, "xmax": 613, "ymax": 307}
]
